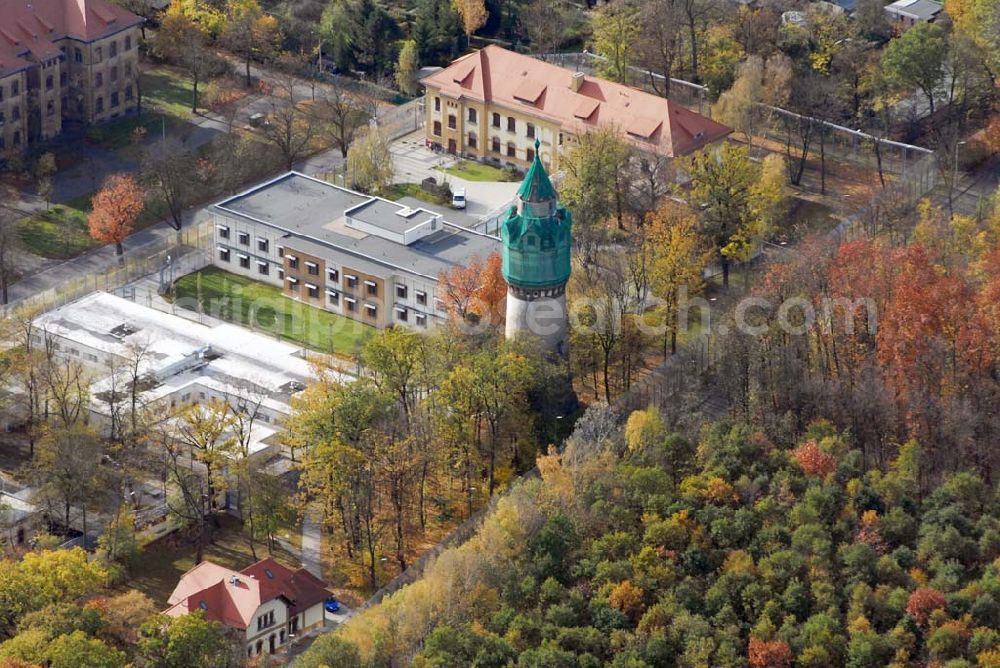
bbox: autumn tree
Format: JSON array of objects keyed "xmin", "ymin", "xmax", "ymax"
[
  {"xmin": 685, "ymin": 143, "xmax": 778, "ymax": 287},
  {"xmin": 150, "ymin": 6, "xmax": 228, "ymax": 112},
  {"xmin": 713, "ymin": 55, "xmax": 792, "ymax": 153},
  {"xmin": 882, "ymin": 22, "xmax": 948, "ymax": 116},
  {"xmin": 592, "ymin": 1, "xmax": 639, "ymax": 83},
  {"xmin": 317, "ymin": 87, "xmax": 371, "ymax": 159},
  {"xmin": 35, "ymin": 153, "xmax": 56, "ymax": 211},
  {"xmin": 346, "ymin": 125, "xmax": 393, "ymax": 194},
  {"xmin": 645, "ymin": 203, "xmax": 709, "ymax": 354},
  {"xmin": 221, "ymin": 0, "xmax": 281, "ymax": 88},
  {"xmin": 560, "ymin": 128, "xmax": 633, "ymax": 265},
  {"xmin": 396, "ymin": 40, "xmax": 420, "ymax": 96},
  {"xmin": 260, "ymin": 73, "xmax": 320, "ymax": 171},
  {"xmin": 88, "ymin": 174, "xmax": 144, "ymax": 256},
  {"xmin": 437, "ymin": 252, "xmax": 506, "ymax": 328},
  {"xmin": 141, "ymin": 138, "xmax": 195, "ymax": 231},
  {"xmin": 453, "ymin": 0, "xmax": 487, "ymax": 38}
]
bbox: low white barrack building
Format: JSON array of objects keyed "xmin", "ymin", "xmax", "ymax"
[{"xmin": 31, "ymin": 292, "xmax": 347, "ymax": 458}]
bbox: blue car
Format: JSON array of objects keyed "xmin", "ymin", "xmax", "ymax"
[{"xmin": 324, "ymin": 597, "xmax": 341, "ymax": 613}]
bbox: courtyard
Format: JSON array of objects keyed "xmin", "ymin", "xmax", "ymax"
[{"xmin": 171, "ymin": 266, "xmax": 373, "ymax": 357}]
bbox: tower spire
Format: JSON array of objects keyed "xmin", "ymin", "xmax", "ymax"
[{"xmin": 516, "ymin": 139, "xmax": 557, "ymax": 203}]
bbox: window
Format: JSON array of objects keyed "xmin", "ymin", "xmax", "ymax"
[
  {"xmin": 396, "ymin": 284, "xmax": 407, "ymax": 299},
  {"xmin": 277, "ymin": 268, "xmax": 284, "ymax": 280},
  {"xmin": 110, "ymin": 41, "xmax": 117, "ymax": 58},
  {"xmin": 327, "ymin": 290, "xmax": 339, "ymax": 305},
  {"xmin": 126, "ymin": 61, "xmax": 132, "ymax": 76},
  {"xmin": 95, "ymin": 72, "xmax": 102, "ymax": 87},
  {"xmin": 217, "ymin": 225, "xmax": 230, "ymax": 239},
  {"xmin": 507, "ymin": 116, "xmax": 515, "ymax": 132},
  {"xmin": 507, "ymin": 143, "xmax": 515, "ymax": 158},
  {"xmin": 125, "ymin": 85, "xmax": 133, "ymax": 100},
  {"xmin": 306, "ymin": 261, "xmax": 319, "ymax": 276},
  {"xmin": 365, "ymin": 280, "xmax": 378, "ymax": 296},
  {"xmin": 416, "ymin": 314, "xmax": 427, "ymax": 327},
  {"xmin": 45, "ymin": 75, "xmax": 53, "ymax": 90},
  {"xmin": 125, "ymin": 35, "xmax": 132, "ymax": 50},
  {"xmin": 95, "ymin": 46, "xmax": 103, "ymax": 63},
  {"xmin": 492, "ymin": 137, "xmax": 500, "ymax": 153},
  {"xmin": 345, "ymin": 297, "xmax": 357, "ymax": 312},
  {"xmin": 492, "ymin": 112, "xmax": 500, "ymax": 128},
  {"xmin": 287, "ymin": 277, "xmax": 299, "ymax": 291},
  {"xmin": 111, "ymin": 92, "xmax": 119, "ymax": 107},
  {"xmin": 434, "ymin": 97, "xmax": 440, "ymax": 112},
  {"xmin": 239, "ymin": 254, "xmax": 250, "ymax": 268},
  {"xmin": 11, "ymin": 107, "xmax": 19, "ymax": 121},
  {"xmin": 328, "ymin": 268, "xmax": 339, "ymax": 283},
  {"xmin": 218, "ymin": 247, "xmax": 230, "ymax": 262},
  {"xmin": 95, "ymin": 97, "xmax": 103, "ymax": 113},
  {"xmin": 60, "ymin": 72, "xmax": 66, "ymax": 86},
  {"xmin": 526, "ymin": 123, "xmax": 535, "ymax": 139},
  {"xmin": 287, "ymin": 255, "xmax": 298, "ymax": 269},
  {"xmin": 346, "ymin": 274, "xmax": 358, "ymax": 288},
  {"xmin": 447, "ymin": 115, "xmax": 456, "ymax": 130},
  {"xmin": 558, "ymin": 132, "xmax": 564, "ymax": 146},
  {"xmin": 526, "ymin": 147, "xmax": 534, "ymax": 162},
  {"xmin": 467, "ymin": 108, "xmax": 476, "ymax": 123},
  {"xmin": 258, "ymin": 261, "xmax": 269, "ymax": 275},
  {"xmin": 277, "ymin": 246, "xmax": 284, "ymax": 257},
  {"xmin": 74, "ymin": 48, "xmax": 82, "ymax": 63},
  {"xmin": 0, "ymin": 86, "xmax": 3, "ymax": 101},
  {"xmin": 467, "ymin": 132, "xmax": 476, "ymax": 149},
  {"xmin": 306, "ymin": 283, "xmax": 319, "ymax": 298},
  {"xmin": 257, "ymin": 237, "xmax": 268, "ymax": 252},
  {"xmin": 238, "ymin": 231, "xmax": 249, "ymax": 245},
  {"xmin": 11, "ymin": 81, "xmax": 18, "ymax": 96},
  {"xmin": 395, "ymin": 307, "xmax": 408, "ymax": 322},
  {"xmin": 110, "ymin": 66, "xmax": 118, "ymax": 82},
  {"xmin": 365, "ymin": 304, "xmax": 377, "ymax": 318},
  {"xmin": 415, "ymin": 290, "xmax": 426, "ymax": 305},
  {"xmin": 433, "ymin": 121, "xmax": 441, "ymax": 136},
  {"xmin": 46, "ymin": 101, "xmax": 54, "ymax": 116}
]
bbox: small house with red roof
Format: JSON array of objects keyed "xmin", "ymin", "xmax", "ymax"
[
  {"xmin": 421, "ymin": 45, "xmax": 732, "ymax": 172},
  {"xmin": 164, "ymin": 557, "xmax": 331, "ymax": 659}
]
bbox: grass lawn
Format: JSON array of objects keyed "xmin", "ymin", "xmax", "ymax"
[
  {"xmin": 436, "ymin": 160, "xmax": 516, "ymax": 182},
  {"xmin": 17, "ymin": 204, "xmax": 99, "ymax": 259},
  {"xmin": 172, "ymin": 267, "xmax": 374, "ymax": 356},
  {"xmin": 85, "ymin": 67, "xmax": 194, "ymax": 150},
  {"xmin": 381, "ymin": 182, "xmax": 449, "ymax": 206},
  {"xmin": 129, "ymin": 515, "xmax": 300, "ymax": 607}
]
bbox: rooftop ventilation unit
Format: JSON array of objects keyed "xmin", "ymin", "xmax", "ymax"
[{"xmin": 110, "ymin": 323, "xmax": 139, "ymax": 339}]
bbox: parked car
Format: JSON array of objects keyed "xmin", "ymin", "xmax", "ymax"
[
  {"xmin": 324, "ymin": 597, "xmax": 341, "ymax": 613},
  {"xmin": 452, "ymin": 188, "xmax": 466, "ymax": 210}
]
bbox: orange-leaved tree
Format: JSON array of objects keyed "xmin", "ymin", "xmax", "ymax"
[
  {"xmin": 438, "ymin": 252, "xmax": 506, "ymax": 329},
  {"xmin": 89, "ymin": 174, "xmax": 144, "ymax": 256}
]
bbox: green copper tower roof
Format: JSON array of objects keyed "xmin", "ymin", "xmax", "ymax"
[
  {"xmin": 517, "ymin": 140, "xmax": 559, "ymax": 203},
  {"xmin": 502, "ymin": 141, "xmax": 572, "ymax": 290}
]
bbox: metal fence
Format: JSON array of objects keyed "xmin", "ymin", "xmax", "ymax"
[
  {"xmin": 376, "ymin": 98, "xmax": 425, "ymax": 142},
  {"xmin": 5, "ymin": 220, "xmax": 214, "ymax": 318}
]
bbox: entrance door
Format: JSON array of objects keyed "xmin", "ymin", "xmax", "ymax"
[{"xmin": 447, "ymin": 138, "xmax": 456, "ymax": 154}]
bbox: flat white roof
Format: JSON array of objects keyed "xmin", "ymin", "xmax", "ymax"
[{"xmin": 34, "ymin": 292, "xmax": 348, "ymax": 393}]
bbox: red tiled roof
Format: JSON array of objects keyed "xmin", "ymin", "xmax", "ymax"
[
  {"xmin": 164, "ymin": 558, "xmax": 331, "ymax": 630},
  {"xmin": 422, "ymin": 46, "xmax": 732, "ymax": 158},
  {"xmin": 0, "ymin": 0, "xmax": 142, "ymax": 77}
]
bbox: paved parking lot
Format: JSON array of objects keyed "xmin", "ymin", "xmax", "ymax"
[{"xmin": 390, "ymin": 132, "xmax": 519, "ymax": 218}]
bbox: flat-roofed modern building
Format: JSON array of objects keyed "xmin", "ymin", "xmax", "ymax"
[{"xmin": 210, "ymin": 172, "xmax": 502, "ymax": 331}]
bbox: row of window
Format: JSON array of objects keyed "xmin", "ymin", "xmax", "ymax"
[
  {"xmin": 0, "ymin": 80, "xmax": 20, "ymax": 101},
  {"xmin": 69, "ymin": 35, "xmax": 133, "ymax": 65},
  {"xmin": 95, "ymin": 87, "xmax": 132, "ymax": 113}
]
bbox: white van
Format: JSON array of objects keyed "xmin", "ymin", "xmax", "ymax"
[{"xmin": 452, "ymin": 188, "xmax": 466, "ymax": 210}]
